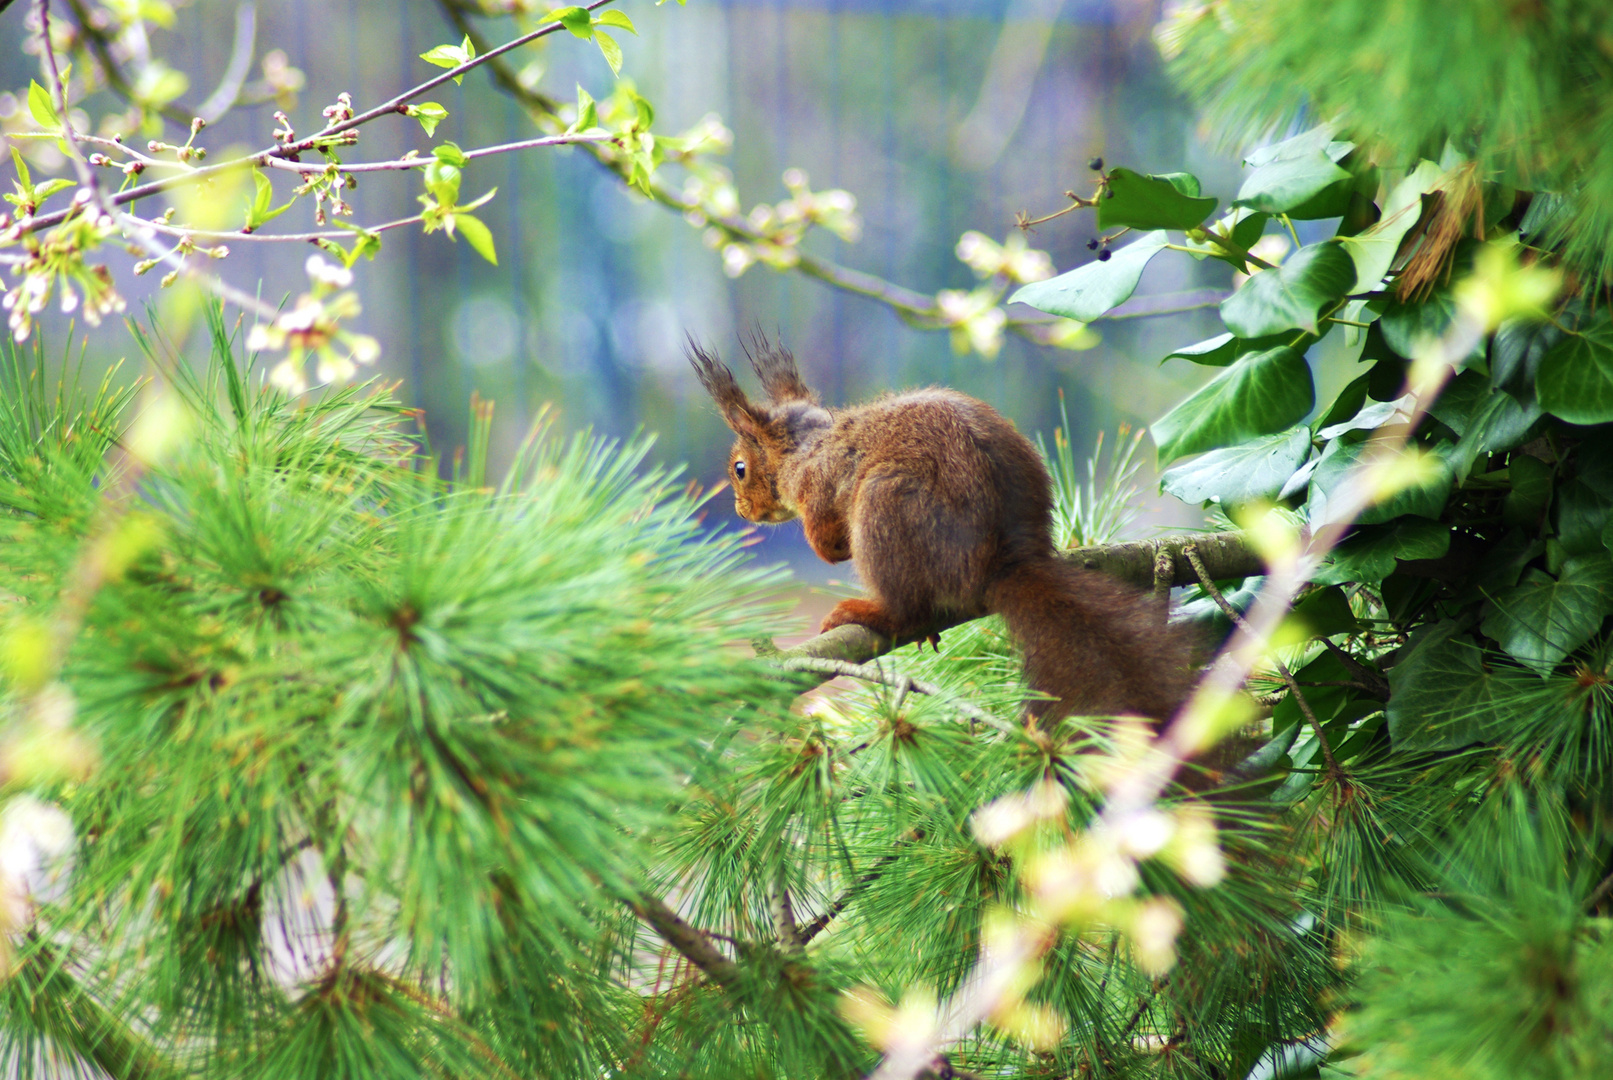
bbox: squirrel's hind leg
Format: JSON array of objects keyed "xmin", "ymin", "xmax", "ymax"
[{"xmin": 817, "ymin": 470, "xmax": 990, "ymax": 646}]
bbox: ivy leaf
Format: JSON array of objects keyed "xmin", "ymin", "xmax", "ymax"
[
  {"xmin": 1537, "ymin": 319, "xmax": 1613, "ymax": 424},
  {"xmin": 1312, "ymin": 518, "xmax": 1450, "ymax": 585},
  {"xmin": 1554, "ymin": 480, "xmax": 1612, "ymax": 557},
  {"xmin": 595, "ymin": 31, "xmax": 623, "ymax": 76},
  {"xmin": 1159, "ymin": 426, "xmax": 1312, "ymax": 506},
  {"xmin": 595, "ymin": 10, "xmax": 638, "ymax": 33},
  {"xmin": 408, "ymin": 102, "xmax": 449, "ymax": 137},
  {"xmin": 1235, "ymin": 147, "xmax": 1350, "ymax": 217},
  {"xmin": 1150, "ymin": 346, "xmax": 1314, "ymax": 465},
  {"xmin": 1290, "ymin": 585, "xmax": 1361, "ymax": 638},
  {"xmin": 1095, "ymin": 169, "xmax": 1217, "ymax": 231},
  {"xmin": 1445, "ymin": 387, "xmax": 1542, "ymax": 481},
  {"xmin": 453, "ymin": 213, "xmax": 498, "ymax": 265},
  {"xmin": 1220, "ymin": 241, "xmax": 1355, "ymax": 336},
  {"xmin": 1482, "ymin": 554, "xmax": 1613, "ymax": 675},
  {"xmin": 1338, "ymin": 160, "xmax": 1441, "ymax": 293},
  {"xmin": 1491, "ymin": 316, "xmax": 1561, "ymax": 404},
  {"xmin": 1307, "ymin": 436, "xmax": 1451, "ymax": 526},
  {"xmin": 27, "ymin": 81, "xmax": 60, "ymax": 129},
  {"xmin": 1379, "ymin": 291, "xmax": 1482, "ymax": 368},
  {"xmin": 553, "ymin": 6, "xmax": 595, "ymax": 38},
  {"xmin": 1008, "ymin": 231, "xmax": 1167, "ymax": 321},
  {"xmin": 1387, "ymin": 623, "xmax": 1543, "ymax": 750}
]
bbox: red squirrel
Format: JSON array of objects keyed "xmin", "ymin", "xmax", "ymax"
[{"xmin": 689, "ymin": 337, "xmax": 1193, "ymax": 723}]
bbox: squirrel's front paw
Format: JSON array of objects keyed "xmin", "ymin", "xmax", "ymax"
[{"xmin": 819, "ymin": 598, "xmax": 897, "ymax": 640}]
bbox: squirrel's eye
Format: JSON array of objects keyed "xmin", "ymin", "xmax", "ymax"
[{"xmin": 734, "ymin": 460, "xmax": 747, "ymax": 480}]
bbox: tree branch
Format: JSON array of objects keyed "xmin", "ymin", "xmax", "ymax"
[
  {"xmin": 629, "ymin": 894, "xmax": 741, "ymax": 990},
  {"xmin": 758, "ymin": 532, "xmax": 1263, "ymax": 670},
  {"xmin": 1182, "ymin": 542, "xmax": 1343, "ymax": 784}
]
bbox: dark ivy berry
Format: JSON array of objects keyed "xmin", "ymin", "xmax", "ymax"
[
  {"xmin": 1086, "ymin": 238, "xmax": 1100, "ymax": 251},
  {"xmin": 1088, "ymin": 156, "xmax": 1104, "ymax": 171},
  {"xmin": 1098, "ymin": 248, "xmax": 1112, "ymax": 262}
]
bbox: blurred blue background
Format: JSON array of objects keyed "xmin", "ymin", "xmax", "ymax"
[{"xmin": 1, "ymin": 0, "xmax": 1245, "ymax": 575}]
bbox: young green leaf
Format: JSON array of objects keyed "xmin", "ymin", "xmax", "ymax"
[
  {"xmin": 571, "ymin": 85, "xmax": 599, "ymax": 132},
  {"xmin": 1008, "ymin": 231, "xmax": 1168, "ymax": 321},
  {"xmin": 330, "ymin": 220, "xmax": 382, "ymax": 265},
  {"xmin": 8, "ymin": 146, "xmax": 31, "ymax": 191},
  {"xmin": 596, "ymin": 32, "xmax": 623, "ymax": 76},
  {"xmin": 1095, "ymin": 168, "xmax": 1217, "ymax": 231},
  {"xmin": 244, "ymin": 170, "xmax": 293, "ymax": 231},
  {"xmin": 27, "ymin": 81, "xmax": 60, "ymax": 130},
  {"xmin": 1150, "ymin": 345, "xmax": 1315, "ymax": 464},
  {"xmin": 409, "ymin": 102, "xmax": 449, "ymax": 138},
  {"xmin": 31, "ymin": 178, "xmax": 73, "ymax": 202},
  {"xmin": 453, "ymin": 214, "xmax": 498, "ymax": 265},
  {"xmin": 420, "ymin": 36, "xmax": 475, "ymax": 83},
  {"xmin": 432, "ymin": 142, "xmax": 469, "ymax": 168},
  {"xmin": 553, "ymin": 6, "xmax": 594, "ymax": 38},
  {"xmin": 595, "ymin": 10, "xmax": 637, "ymax": 33},
  {"xmin": 424, "ymin": 157, "xmax": 463, "ymax": 207},
  {"xmin": 1219, "ymin": 240, "xmax": 1355, "ymax": 336}
]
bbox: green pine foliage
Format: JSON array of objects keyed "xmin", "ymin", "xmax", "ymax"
[
  {"xmin": 0, "ymin": 308, "xmax": 813, "ymax": 1078},
  {"xmin": 1160, "ymin": 0, "xmax": 1613, "ymax": 286},
  {"xmin": 5, "ymin": 306, "xmax": 1610, "ymax": 1079}
]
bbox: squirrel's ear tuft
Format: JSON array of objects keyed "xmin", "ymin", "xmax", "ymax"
[
  {"xmin": 687, "ymin": 338, "xmax": 764, "ymax": 434},
  {"xmin": 742, "ymin": 332, "xmax": 817, "ymax": 404}
]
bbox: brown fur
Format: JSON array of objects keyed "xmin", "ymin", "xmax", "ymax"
[{"xmin": 688, "ymin": 339, "xmax": 1194, "ymax": 723}]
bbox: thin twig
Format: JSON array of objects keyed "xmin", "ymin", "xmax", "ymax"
[
  {"xmin": 770, "ymin": 878, "xmax": 805, "ymax": 957},
  {"xmin": 65, "ymin": 0, "xmax": 192, "ymax": 127},
  {"xmin": 1183, "ymin": 543, "xmax": 1343, "ymax": 783},
  {"xmin": 1318, "ymin": 638, "xmax": 1391, "ymax": 701},
  {"xmin": 1585, "ymin": 867, "xmax": 1613, "ymax": 913},
  {"xmin": 799, "ymin": 847, "xmax": 909, "ymax": 944},
  {"xmin": 778, "ymin": 657, "xmax": 1020, "ymax": 737},
  {"xmin": 128, "ymin": 211, "xmax": 426, "ymax": 244}
]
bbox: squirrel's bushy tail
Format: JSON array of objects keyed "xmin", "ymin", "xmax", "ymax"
[{"xmin": 986, "ymin": 556, "xmax": 1193, "ymax": 723}]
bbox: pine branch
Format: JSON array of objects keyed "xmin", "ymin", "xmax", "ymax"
[
  {"xmin": 776, "ymin": 657, "xmax": 1020, "ymax": 736},
  {"xmin": 798, "ymin": 846, "xmax": 911, "ymax": 945},
  {"xmin": 15, "ymin": 936, "xmax": 180, "ymax": 1080},
  {"xmin": 630, "ymin": 894, "xmax": 741, "ymax": 990}
]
